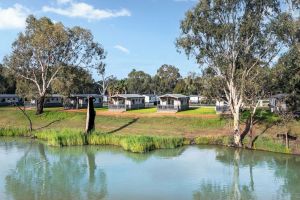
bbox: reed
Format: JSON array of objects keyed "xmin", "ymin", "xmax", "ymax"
[{"xmin": 194, "ymin": 135, "xmax": 232, "ymax": 146}]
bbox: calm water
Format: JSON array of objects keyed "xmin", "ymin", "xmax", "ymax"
[{"xmin": 0, "ymin": 138, "xmax": 300, "ymax": 200}]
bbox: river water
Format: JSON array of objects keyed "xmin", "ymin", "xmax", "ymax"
[{"xmin": 0, "ymin": 138, "xmax": 299, "ymax": 200}]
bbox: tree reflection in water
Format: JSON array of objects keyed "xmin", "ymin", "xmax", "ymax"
[
  {"xmin": 193, "ymin": 147, "xmax": 300, "ymax": 200},
  {"xmin": 3, "ymin": 140, "xmax": 300, "ymax": 200},
  {"xmin": 193, "ymin": 149, "xmax": 256, "ymax": 200},
  {"xmin": 5, "ymin": 143, "xmax": 107, "ymax": 200}
]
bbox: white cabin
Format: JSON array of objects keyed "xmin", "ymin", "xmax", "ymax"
[
  {"xmin": 158, "ymin": 94, "xmax": 189, "ymax": 112},
  {"xmin": 109, "ymin": 94, "xmax": 145, "ymax": 111},
  {"xmin": 0, "ymin": 94, "xmax": 22, "ymax": 106},
  {"xmin": 269, "ymin": 94, "xmax": 289, "ymax": 113},
  {"xmin": 143, "ymin": 94, "xmax": 158, "ymax": 105},
  {"xmin": 65, "ymin": 94, "xmax": 103, "ymax": 109},
  {"xmin": 189, "ymin": 95, "xmax": 202, "ymax": 104},
  {"xmin": 30, "ymin": 94, "xmax": 63, "ymax": 107}
]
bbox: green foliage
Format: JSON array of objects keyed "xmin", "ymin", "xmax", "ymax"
[
  {"xmin": 35, "ymin": 129, "xmax": 86, "ymax": 146},
  {"xmin": 271, "ymin": 46, "xmax": 300, "ymax": 105},
  {"xmin": 127, "ymin": 69, "xmax": 152, "ymax": 94},
  {"xmin": 155, "ymin": 64, "xmax": 181, "ymax": 94},
  {"xmin": 88, "ymin": 133, "xmax": 184, "ymax": 153},
  {"xmin": 4, "ymin": 15, "xmax": 105, "ymax": 114},
  {"xmin": 241, "ymin": 109, "xmax": 280, "ymax": 124},
  {"xmin": 0, "ymin": 127, "xmax": 184, "ymax": 153},
  {"xmin": 194, "ymin": 135, "xmax": 232, "ymax": 146},
  {"xmin": 52, "ymin": 66, "xmax": 96, "ymax": 96},
  {"xmin": 253, "ymin": 136, "xmax": 291, "ymax": 154},
  {"xmin": 0, "ymin": 64, "xmax": 16, "ymax": 94},
  {"xmin": 0, "ymin": 128, "xmax": 30, "ymax": 137}
]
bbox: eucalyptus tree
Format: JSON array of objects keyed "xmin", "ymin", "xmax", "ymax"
[
  {"xmin": 51, "ymin": 65, "xmax": 96, "ymax": 96},
  {"xmin": 96, "ymin": 63, "xmax": 114, "ymax": 96},
  {"xmin": 155, "ymin": 64, "xmax": 181, "ymax": 94},
  {"xmin": 4, "ymin": 15, "xmax": 105, "ymax": 114},
  {"xmin": 127, "ymin": 69, "xmax": 152, "ymax": 94},
  {"xmin": 107, "ymin": 79, "xmax": 128, "ymax": 96},
  {"xmin": 177, "ymin": 0, "xmax": 287, "ymax": 146},
  {"xmin": 0, "ymin": 64, "xmax": 16, "ymax": 94}
]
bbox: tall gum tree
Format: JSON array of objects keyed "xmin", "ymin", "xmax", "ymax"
[
  {"xmin": 176, "ymin": 0, "xmax": 286, "ymax": 146},
  {"xmin": 4, "ymin": 15, "xmax": 105, "ymax": 114}
]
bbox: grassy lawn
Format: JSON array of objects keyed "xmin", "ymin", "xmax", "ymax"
[
  {"xmin": 0, "ymin": 106, "xmax": 228, "ymax": 138},
  {"xmin": 1, "ymin": 106, "xmax": 300, "ymax": 154},
  {"xmin": 126, "ymin": 107, "xmax": 217, "ymax": 115},
  {"xmin": 179, "ymin": 107, "xmax": 216, "ymax": 114},
  {"xmin": 126, "ymin": 107, "xmax": 157, "ymax": 114},
  {"xmin": 95, "ymin": 107, "xmax": 108, "ymax": 112}
]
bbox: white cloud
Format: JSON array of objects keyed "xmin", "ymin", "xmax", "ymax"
[
  {"xmin": 0, "ymin": 4, "xmax": 30, "ymax": 29},
  {"xmin": 56, "ymin": 0, "xmax": 72, "ymax": 4},
  {"xmin": 114, "ymin": 45, "xmax": 130, "ymax": 54},
  {"xmin": 42, "ymin": 1, "xmax": 131, "ymax": 20}
]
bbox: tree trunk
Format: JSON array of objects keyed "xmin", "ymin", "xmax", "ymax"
[
  {"xmin": 233, "ymin": 111, "xmax": 242, "ymax": 147},
  {"xmin": 36, "ymin": 95, "xmax": 45, "ymax": 115},
  {"xmin": 85, "ymin": 97, "xmax": 96, "ymax": 134}
]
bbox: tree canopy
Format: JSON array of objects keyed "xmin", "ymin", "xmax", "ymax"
[
  {"xmin": 4, "ymin": 15, "xmax": 105, "ymax": 114},
  {"xmin": 176, "ymin": 0, "xmax": 294, "ymax": 146}
]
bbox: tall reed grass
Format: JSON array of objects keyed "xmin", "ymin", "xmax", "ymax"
[
  {"xmin": 0, "ymin": 128, "xmax": 185, "ymax": 153},
  {"xmin": 0, "ymin": 127, "xmax": 293, "ymax": 154}
]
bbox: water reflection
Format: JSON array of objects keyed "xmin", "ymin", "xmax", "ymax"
[
  {"xmin": 193, "ymin": 149, "xmax": 256, "ymax": 200},
  {"xmin": 1, "ymin": 139, "xmax": 300, "ymax": 200},
  {"xmin": 193, "ymin": 146, "xmax": 300, "ymax": 200},
  {"xmin": 5, "ymin": 142, "xmax": 107, "ymax": 200}
]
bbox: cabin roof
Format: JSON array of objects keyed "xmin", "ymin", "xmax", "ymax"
[
  {"xmin": 142, "ymin": 94, "xmax": 157, "ymax": 97},
  {"xmin": 0, "ymin": 94, "xmax": 19, "ymax": 98},
  {"xmin": 159, "ymin": 94, "xmax": 189, "ymax": 99},
  {"xmin": 71, "ymin": 94, "xmax": 102, "ymax": 98},
  {"xmin": 111, "ymin": 94, "xmax": 144, "ymax": 99},
  {"xmin": 48, "ymin": 94, "xmax": 64, "ymax": 98}
]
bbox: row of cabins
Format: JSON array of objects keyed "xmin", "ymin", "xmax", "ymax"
[
  {"xmin": 0, "ymin": 94, "xmax": 104, "ymax": 108},
  {"xmin": 109, "ymin": 94, "xmax": 190, "ymax": 112},
  {"xmin": 0, "ymin": 93, "xmax": 191, "ymax": 112},
  {"xmin": 1, "ymin": 93, "xmax": 297, "ymax": 113}
]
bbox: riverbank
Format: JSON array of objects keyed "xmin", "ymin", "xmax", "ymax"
[{"xmin": 0, "ymin": 107, "xmax": 299, "ymax": 154}]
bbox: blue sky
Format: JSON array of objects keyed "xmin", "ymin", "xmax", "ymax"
[{"xmin": 0, "ymin": 0, "xmax": 199, "ymax": 80}]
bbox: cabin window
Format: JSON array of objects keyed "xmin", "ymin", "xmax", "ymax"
[{"xmin": 1, "ymin": 98, "xmax": 4, "ymax": 102}]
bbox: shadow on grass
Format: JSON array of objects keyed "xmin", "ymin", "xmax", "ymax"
[
  {"xmin": 186, "ymin": 107, "xmax": 198, "ymax": 111},
  {"xmin": 35, "ymin": 120, "xmax": 61, "ymax": 131},
  {"xmin": 107, "ymin": 118, "xmax": 139, "ymax": 134}
]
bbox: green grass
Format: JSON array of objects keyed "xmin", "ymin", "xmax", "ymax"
[
  {"xmin": 126, "ymin": 107, "xmax": 157, "ymax": 114},
  {"xmin": 0, "ymin": 127, "xmax": 185, "ymax": 153},
  {"xmin": 252, "ymin": 136, "xmax": 291, "ymax": 154},
  {"xmin": 0, "ymin": 127, "xmax": 31, "ymax": 137},
  {"xmin": 180, "ymin": 107, "xmax": 216, "ymax": 114},
  {"xmin": 88, "ymin": 133, "xmax": 184, "ymax": 153},
  {"xmin": 0, "ymin": 106, "xmax": 227, "ymax": 137},
  {"xmin": 241, "ymin": 109, "xmax": 280, "ymax": 124},
  {"xmin": 194, "ymin": 135, "xmax": 232, "ymax": 146},
  {"xmin": 95, "ymin": 107, "xmax": 108, "ymax": 112},
  {"xmin": 1, "ymin": 106, "xmax": 299, "ymax": 154}
]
